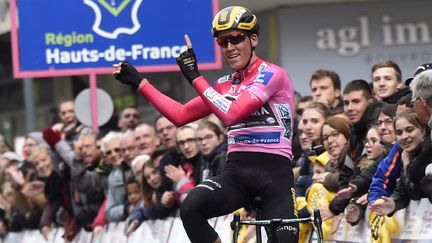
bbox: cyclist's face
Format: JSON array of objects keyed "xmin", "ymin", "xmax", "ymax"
[{"xmin": 217, "ymin": 30, "xmax": 258, "ymax": 71}]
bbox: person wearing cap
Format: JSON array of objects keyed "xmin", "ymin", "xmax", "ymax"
[
  {"xmin": 113, "ymin": 5, "xmax": 298, "ymax": 243},
  {"xmin": 407, "ymin": 63, "xmax": 432, "ymax": 140},
  {"xmin": 297, "ymin": 151, "xmax": 335, "ymax": 242},
  {"xmin": 23, "ymin": 132, "xmax": 47, "ymax": 160}
]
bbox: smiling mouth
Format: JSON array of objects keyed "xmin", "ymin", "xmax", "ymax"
[
  {"xmin": 227, "ymin": 53, "xmax": 240, "ymax": 60},
  {"xmin": 402, "ymin": 140, "xmax": 412, "ymax": 146}
]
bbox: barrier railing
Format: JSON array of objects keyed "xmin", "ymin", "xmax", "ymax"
[{"xmin": 3, "ymin": 199, "xmax": 432, "ymax": 243}]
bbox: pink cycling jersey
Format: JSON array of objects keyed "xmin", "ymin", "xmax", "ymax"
[{"xmin": 139, "ymin": 58, "xmax": 295, "ymax": 160}]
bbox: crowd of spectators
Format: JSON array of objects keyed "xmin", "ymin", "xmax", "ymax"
[{"xmin": 0, "ymin": 60, "xmax": 431, "ymax": 242}]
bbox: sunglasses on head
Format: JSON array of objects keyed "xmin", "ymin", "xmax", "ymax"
[{"xmin": 216, "ymin": 32, "xmax": 247, "ymax": 48}]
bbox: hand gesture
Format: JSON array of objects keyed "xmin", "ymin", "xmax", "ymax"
[
  {"xmin": 93, "ymin": 225, "xmax": 104, "ymax": 238},
  {"xmin": 318, "ymin": 204, "xmax": 335, "ymax": 221},
  {"xmin": 370, "ymin": 196, "xmax": 395, "ymax": 216},
  {"xmin": 161, "ymin": 191, "xmax": 176, "ymax": 208},
  {"xmin": 345, "ymin": 203, "xmax": 361, "ymax": 224},
  {"xmin": 330, "ymin": 214, "xmax": 343, "ymax": 234},
  {"xmin": 41, "ymin": 225, "xmax": 51, "ymax": 241},
  {"xmin": 164, "ymin": 165, "xmax": 187, "ymax": 184},
  {"xmin": 112, "ymin": 61, "xmax": 145, "ymax": 89},
  {"xmin": 5, "ymin": 166, "xmax": 25, "ymax": 186},
  {"xmin": 73, "ymin": 139, "xmax": 83, "ymax": 160},
  {"xmin": 336, "ymin": 183, "xmax": 358, "ymax": 200},
  {"xmin": 125, "ymin": 220, "xmax": 139, "ymax": 236},
  {"xmin": 176, "ymin": 35, "xmax": 201, "ymax": 84},
  {"xmin": 356, "ymin": 193, "xmax": 368, "ymax": 205},
  {"xmin": 42, "ymin": 127, "xmax": 61, "ymax": 149},
  {"xmin": 22, "ymin": 181, "xmax": 45, "ymax": 198}
]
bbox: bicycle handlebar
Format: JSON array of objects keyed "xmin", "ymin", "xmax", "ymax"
[{"xmin": 231, "ymin": 209, "xmax": 324, "ymax": 243}]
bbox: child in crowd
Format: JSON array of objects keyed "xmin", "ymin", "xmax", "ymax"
[
  {"xmin": 298, "ymin": 151, "xmax": 335, "ymax": 242},
  {"xmin": 125, "ymin": 160, "xmax": 161, "ymax": 236},
  {"xmin": 125, "ymin": 179, "xmax": 143, "ymax": 216}
]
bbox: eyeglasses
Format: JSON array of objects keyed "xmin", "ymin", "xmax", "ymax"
[
  {"xmin": 178, "ymin": 138, "xmax": 197, "ymax": 147},
  {"xmin": 322, "ymin": 131, "xmax": 340, "ymax": 143},
  {"xmin": 197, "ymin": 134, "xmax": 215, "ymax": 143},
  {"xmin": 216, "ymin": 32, "xmax": 247, "ymax": 48},
  {"xmin": 363, "ymin": 137, "xmax": 381, "ymax": 146},
  {"xmin": 376, "ymin": 118, "xmax": 393, "ymax": 127},
  {"xmin": 105, "ymin": 147, "xmax": 123, "ymax": 156}
]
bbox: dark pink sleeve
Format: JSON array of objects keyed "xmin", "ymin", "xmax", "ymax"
[
  {"xmin": 138, "ymin": 82, "xmax": 211, "ymax": 127},
  {"xmin": 92, "ymin": 198, "xmax": 108, "ymax": 228},
  {"xmin": 175, "ymin": 180, "xmax": 195, "ymax": 205},
  {"xmin": 192, "ymin": 77, "xmax": 264, "ymax": 126}
]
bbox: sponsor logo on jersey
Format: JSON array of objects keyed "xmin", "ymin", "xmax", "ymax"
[
  {"xmin": 229, "ymin": 132, "xmax": 281, "ymax": 145},
  {"xmin": 254, "ymin": 71, "xmax": 273, "ymax": 85},
  {"xmin": 275, "ymin": 104, "xmax": 292, "ymax": 139},
  {"xmin": 203, "ymin": 87, "xmax": 231, "ymax": 114},
  {"xmin": 227, "ymin": 103, "xmax": 279, "ymax": 130},
  {"xmin": 229, "ymin": 85, "xmax": 236, "ymax": 94},
  {"xmin": 217, "ymin": 75, "xmax": 232, "ymax": 84},
  {"xmin": 258, "ymin": 62, "xmax": 269, "ymax": 72}
]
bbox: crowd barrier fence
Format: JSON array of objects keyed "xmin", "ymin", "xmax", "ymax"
[{"xmin": 3, "ymin": 199, "xmax": 432, "ymax": 243}]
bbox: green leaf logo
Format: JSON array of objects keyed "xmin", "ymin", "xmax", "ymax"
[{"xmin": 98, "ymin": 0, "xmax": 131, "ymax": 17}]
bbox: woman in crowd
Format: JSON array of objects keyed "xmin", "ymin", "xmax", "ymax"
[
  {"xmin": 342, "ymin": 126, "xmax": 385, "ymax": 225},
  {"xmin": 125, "ymin": 159, "xmax": 167, "ymax": 235},
  {"xmin": 29, "ymin": 143, "xmax": 77, "ymax": 241},
  {"xmin": 195, "ymin": 121, "xmax": 227, "ymax": 184},
  {"xmin": 320, "ymin": 116, "xmax": 351, "ymax": 193},
  {"xmin": 316, "ymin": 116, "xmax": 352, "ymax": 229},
  {"xmin": 164, "ymin": 126, "xmax": 198, "ymax": 203},
  {"xmin": 295, "ymin": 102, "xmax": 330, "ymax": 196},
  {"xmin": 371, "ymin": 109, "xmax": 432, "ymax": 215},
  {"xmin": 376, "ymin": 104, "xmax": 397, "ymax": 151}
]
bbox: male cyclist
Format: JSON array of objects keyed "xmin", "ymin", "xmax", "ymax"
[{"xmin": 113, "ymin": 6, "xmax": 298, "ymax": 243}]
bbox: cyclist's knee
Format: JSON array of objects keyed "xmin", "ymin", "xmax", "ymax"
[{"xmin": 180, "ymin": 194, "xmax": 201, "ymax": 222}]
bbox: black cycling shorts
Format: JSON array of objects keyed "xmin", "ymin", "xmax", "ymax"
[{"xmin": 180, "ymin": 151, "xmax": 298, "ymax": 243}]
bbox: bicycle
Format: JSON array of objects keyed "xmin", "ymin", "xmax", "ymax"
[{"xmin": 230, "ymin": 197, "xmax": 324, "ymax": 243}]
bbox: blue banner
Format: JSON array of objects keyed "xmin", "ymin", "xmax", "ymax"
[{"xmin": 12, "ymin": 0, "xmax": 219, "ymax": 77}]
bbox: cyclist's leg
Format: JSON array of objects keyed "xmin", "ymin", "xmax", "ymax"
[
  {"xmin": 259, "ymin": 156, "xmax": 299, "ymax": 243},
  {"xmin": 180, "ymin": 171, "xmax": 249, "ymax": 243}
]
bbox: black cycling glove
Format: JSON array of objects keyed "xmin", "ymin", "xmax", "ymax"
[
  {"xmin": 114, "ymin": 61, "xmax": 142, "ymax": 90},
  {"xmin": 176, "ymin": 48, "xmax": 201, "ymax": 84}
]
